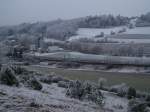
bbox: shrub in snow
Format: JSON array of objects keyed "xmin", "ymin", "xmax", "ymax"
[
  {"xmin": 30, "ymin": 101, "xmax": 41, "ymax": 108},
  {"xmin": 66, "ymin": 80, "xmax": 104, "ymax": 106},
  {"xmin": 110, "ymin": 31, "xmax": 116, "ymax": 35},
  {"xmin": 51, "ymin": 75, "xmax": 69, "ymax": 83},
  {"xmin": 10, "ymin": 66, "xmax": 27, "ymax": 75},
  {"xmin": 0, "ymin": 91, "xmax": 6, "ymax": 96},
  {"xmin": 58, "ymin": 81, "xmax": 69, "ymax": 88},
  {"xmin": 109, "ymin": 87, "xmax": 118, "ymax": 93},
  {"xmin": 17, "ymin": 70, "xmax": 35, "ymax": 85},
  {"xmin": 98, "ymin": 77, "xmax": 107, "ymax": 90},
  {"xmin": 28, "ymin": 77, "xmax": 42, "ymax": 90},
  {"xmin": 117, "ymin": 88, "xmax": 127, "ymax": 97},
  {"xmin": 40, "ymin": 75, "xmax": 52, "ymax": 84},
  {"xmin": 95, "ymin": 32, "xmax": 104, "ymax": 38},
  {"xmin": 66, "ymin": 80, "xmax": 84, "ymax": 99},
  {"xmin": 0, "ymin": 66, "xmax": 19, "ymax": 86},
  {"xmin": 110, "ymin": 83, "xmax": 128, "ymax": 97},
  {"xmin": 84, "ymin": 82, "xmax": 104, "ymax": 106},
  {"xmin": 128, "ymin": 24, "xmax": 134, "ymax": 29},
  {"xmin": 83, "ymin": 81, "xmax": 95, "ymax": 94},
  {"xmin": 85, "ymin": 89, "xmax": 104, "ymax": 106},
  {"xmin": 127, "ymin": 87, "xmax": 137, "ymax": 99},
  {"xmin": 118, "ymin": 28, "xmax": 126, "ymax": 33},
  {"xmin": 128, "ymin": 99, "xmax": 148, "ymax": 112}
]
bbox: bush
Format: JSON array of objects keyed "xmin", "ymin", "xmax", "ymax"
[
  {"xmin": 58, "ymin": 81, "xmax": 68, "ymax": 88},
  {"xmin": 10, "ymin": 66, "xmax": 26, "ymax": 75},
  {"xmin": 0, "ymin": 91, "xmax": 7, "ymax": 96},
  {"xmin": 86, "ymin": 89, "xmax": 104, "ymax": 105},
  {"xmin": 30, "ymin": 101, "xmax": 41, "ymax": 108},
  {"xmin": 110, "ymin": 31, "xmax": 116, "ymax": 35},
  {"xmin": 127, "ymin": 87, "xmax": 136, "ymax": 99},
  {"xmin": 40, "ymin": 75, "xmax": 52, "ymax": 84},
  {"xmin": 128, "ymin": 99, "xmax": 148, "ymax": 112},
  {"xmin": 28, "ymin": 77, "xmax": 42, "ymax": 90},
  {"xmin": 128, "ymin": 24, "xmax": 134, "ymax": 29},
  {"xmin": 110, "ymin": 83, "xmax": 128, "ymax": 97},
  {"xmin": 66, "ymin": 80, "xmax": 84, "ymax": 99},
  {"xmin": 118, "ymin": 28, "xmax": 126, "ymax": 33},
  {"xmin": 98, "ymin": 77, "xmax": 107, "ymax": 90},
  {"xmin": 52, "ymin": 76, "xmax": 64, "ymax": 83},
  {"xmin": 117, "ymin": 88, "xmax": 127, "ymax": 97},
  {"xmin": 66, "ymin": 80, "xmax": 104, "ymax": 106},
  {"xmin": 0, "ymin": 66, "xmax": 19, "ymax": 86},
  {"xmin": 109, "ymin": 87, "xmax": 118, "ymax": 93},
  {"xmin": 95, "ymin": 32, "xmax": 104, "ymax": 38}
]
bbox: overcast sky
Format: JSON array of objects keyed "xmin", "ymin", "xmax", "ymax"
[{"xmin": 0, "ymin": 0, "xmax": 150, "ymax": 26}]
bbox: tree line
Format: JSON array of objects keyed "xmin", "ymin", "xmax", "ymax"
[{"xmin": 78, "ymin": 15, "xmax": 129, "ymax": 28}]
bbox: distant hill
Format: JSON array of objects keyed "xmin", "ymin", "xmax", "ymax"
[{"xmin": 1, "ymin": 14, "xmax": 148, "ymax": 41}]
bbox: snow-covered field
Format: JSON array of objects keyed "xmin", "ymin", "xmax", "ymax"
[
  {"xmin": 69, "ymin": 27, "xmax": 150, "ymax": 43},
  {"xmin": 124, "ymin": 27, "xmax": 150, "ymax": 35},
  {"xmin": 77, "ymin": 27, "xmax": 125, "ymax": 36},
  {"xmin": 108, "ymin": 38, "xmax": 150, "ymax": 43},
  {"xmin": 77, "ymin": 27, "xmax": 150, "ymax": 36},
  {"xmin": 68, "ymin": 27, "xmax": 125, "ymax": 41}
]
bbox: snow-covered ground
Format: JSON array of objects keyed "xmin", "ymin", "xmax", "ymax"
[
  {"xmin": 0, "ymin": 83, "xmax": 128, "ymax": 112},
  {"xmin": 124, "ymin": 27, "xmax": 150, "ymax": 35},
  {"xmin": 77, "ymin": 27, "xmax": 125, "ymax": 36},
  {"xmin": 108, "ymin": 38, "xmax": 150, "ymax": 43},
  {"xmin": 102, "ymin": 91, "xmax": 128, "ymax": 112},
  {"xmin": 68, "ymin": 26, "xmax": 150, "ymax": 43},
  {"xmin": 0, "ymin": 83, "xmax": 100, "ymax": 112},
  {"xmin": 68, "ymin": 27, "xmax": 126, "ymax": 41},
  {"xmin": 76, "ymin": 27, "xmax": 150, "ymax": 37}
]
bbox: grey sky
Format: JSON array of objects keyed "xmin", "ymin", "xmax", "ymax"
[{"xmin": 0, "ymin": 0, "xmax": 150, "ymax": 26}]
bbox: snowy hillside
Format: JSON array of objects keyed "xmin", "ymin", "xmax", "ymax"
[
  {"xmin": 124, "ymin": 27, "xmax": 150, "ymax": 35},
  {"xmin": 77, "ymin": 27, "xmax": 126, "ymax": 36},
  {"xmin": 69, "ymin": 26, "xmax": 150, "ymax": 43}
]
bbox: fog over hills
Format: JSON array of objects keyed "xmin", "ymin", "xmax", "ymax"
[{"xmin": 0, "ymin": 0, "xmax": 150, "ymax": 26}]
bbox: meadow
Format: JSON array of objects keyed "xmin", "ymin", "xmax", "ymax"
[{"xmin": 25, "ymin": 66, "xmax": 150, "ymax": 92}]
